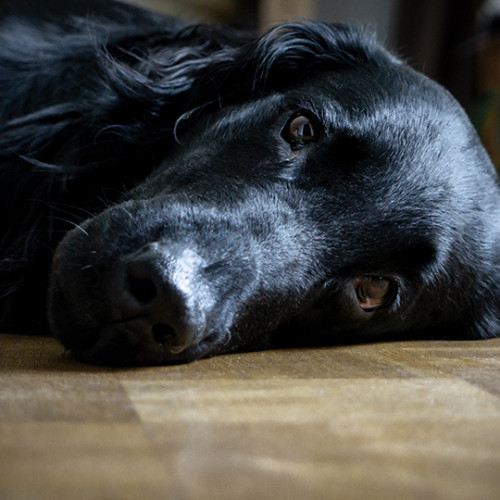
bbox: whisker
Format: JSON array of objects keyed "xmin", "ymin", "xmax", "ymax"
[
  {"xmin": 119, "ymin": 206, "xmax": 134, "ymax": 220},
  {"xmin": 50, "ymin": 217, "xmax": 90, "ymax": 237}
]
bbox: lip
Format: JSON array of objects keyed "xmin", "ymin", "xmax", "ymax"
[{"xmin": 65, "ymin": 320, "xmax": 224, "ymax": 366}]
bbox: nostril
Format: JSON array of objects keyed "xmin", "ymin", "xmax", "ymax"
[
  {"xmin": 152, "ymin": 323, "xmax": 177, "ymax": 346},
  {"xmin": 127, "ymin": 274, "xmax": 157, "ymax": 304}
]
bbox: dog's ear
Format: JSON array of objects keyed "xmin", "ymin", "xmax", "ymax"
[{"xmin": 250, "ymin": 22, "xmax": 393, "ymax": 90}]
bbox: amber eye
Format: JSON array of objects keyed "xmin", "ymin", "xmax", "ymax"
[
  {"xmin": 355, "ymin": 276, "xmax": 395, "ymax": 312},
  {"xmin": 282, "ymin": 114, "xmax": 319, "ymax": 148}
]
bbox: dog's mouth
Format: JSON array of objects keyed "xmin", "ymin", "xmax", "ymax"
[{"xmin": 63, "ymin": 318, "xmax": 226, "ymax": 366}]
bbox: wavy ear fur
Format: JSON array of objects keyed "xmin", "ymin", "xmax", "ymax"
[{"xmin": 251, "ymin": 22, "xmax": 392, "ymax": 88}]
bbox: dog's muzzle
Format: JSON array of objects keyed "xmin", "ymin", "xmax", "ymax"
[{"xmin": 48, "ymin": 189, "xmax": 327, "ymax": 365}]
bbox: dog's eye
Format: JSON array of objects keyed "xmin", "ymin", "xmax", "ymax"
[
  {"xmin": 355, "ymin": 276, "xmax": 395, "ymax": 312},
  {"xmin": 282, "ymin": 114, "xmax": 319, "ymax": 148}
]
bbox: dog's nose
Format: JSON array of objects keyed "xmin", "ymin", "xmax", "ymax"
[{"xmin": 110, "ymin": 243, "xmax": 212, "ymax": 354}]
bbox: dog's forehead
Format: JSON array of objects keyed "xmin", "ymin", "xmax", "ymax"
[{"xmin": 302, "ymin": 64, "xmax": 455, "ymax": 120}]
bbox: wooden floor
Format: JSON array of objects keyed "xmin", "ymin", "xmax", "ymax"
[{"xmin": 1, "ymin": 333, "xmax": 499, "ymax": 500}]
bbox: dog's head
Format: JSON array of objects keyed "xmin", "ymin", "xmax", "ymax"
[{"xmin": 49, "ymin": 22, "xmax": 500, "ymax": 365}]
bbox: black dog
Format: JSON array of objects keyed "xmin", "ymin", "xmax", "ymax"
[{"xmin": 1, "ymin": 0, "xmax": 500, "ymax": 365}]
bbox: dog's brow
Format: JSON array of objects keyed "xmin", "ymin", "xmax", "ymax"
[{"xmin": 211, "ymin": 95, "xmax": 284, "ymax": 133}]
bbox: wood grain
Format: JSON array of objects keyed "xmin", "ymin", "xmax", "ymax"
[{"xmin": 1, "ymin": 333, "xmax": 499, "ymax": 499}]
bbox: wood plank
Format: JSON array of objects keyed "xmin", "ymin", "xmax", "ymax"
[{"xmin": 1, "ymin": 333, "xmax": 499, "ymax": 499}]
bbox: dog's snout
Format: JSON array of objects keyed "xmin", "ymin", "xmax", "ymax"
[{"xmin": 109, "ymin": 243, "xmax": 212, "ymax": 355}]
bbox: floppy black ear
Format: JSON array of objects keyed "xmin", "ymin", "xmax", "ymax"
[
  {"xmin": 77, "ymin": 24, "xmax": 251, "ymax": 143},
  {"xmin": 250, "ymin": 22, "xmax": 393, "ymax": 90}
]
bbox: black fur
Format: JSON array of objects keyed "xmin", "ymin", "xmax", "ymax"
[{"xmin": 2, "ymin": 0, "xmax": 500, "ymax": 365}]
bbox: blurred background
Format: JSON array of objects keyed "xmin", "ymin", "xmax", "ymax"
[{"xmin": 125, "ymin": 0, "xmax": 500, "ymax": 166}]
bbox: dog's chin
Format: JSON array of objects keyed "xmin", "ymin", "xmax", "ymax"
[{"xmin": 56, "ymin": 321, "xmax": 224, "ymax": 366}]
